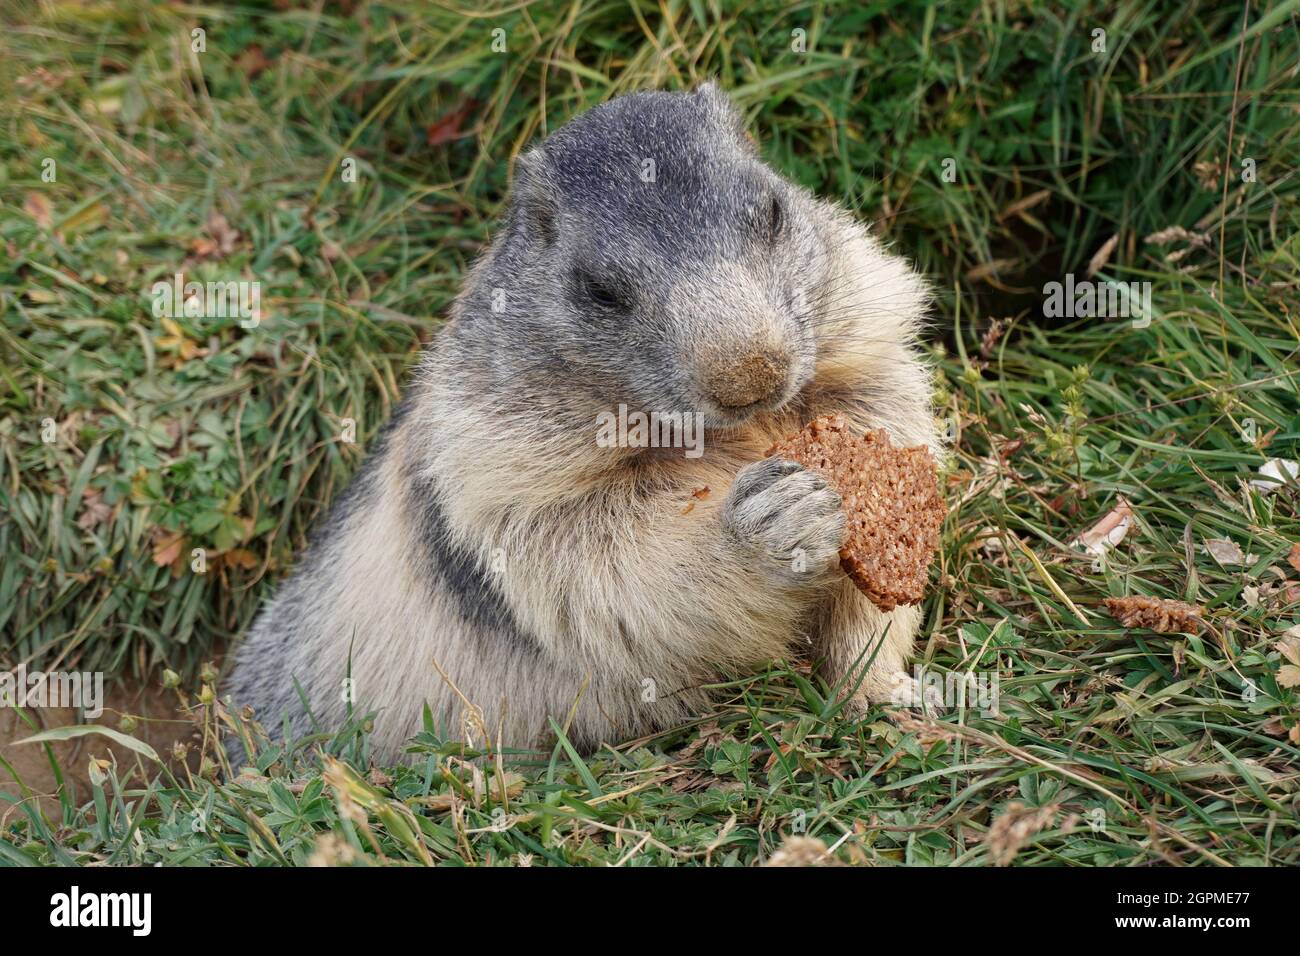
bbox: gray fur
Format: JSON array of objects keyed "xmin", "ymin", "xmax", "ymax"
[{"xmin": 224, "ymin": 84, "xmax": 938, "ymax": 765}]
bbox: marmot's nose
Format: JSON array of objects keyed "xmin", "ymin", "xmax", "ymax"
[{"xmin": 703, "ymin": 346, "xmax": 791, "ymax": 409}]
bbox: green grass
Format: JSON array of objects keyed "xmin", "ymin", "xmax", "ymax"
[{"xmin": 2, "ymin": 0, "xmax": 1299, "ymax": 865}]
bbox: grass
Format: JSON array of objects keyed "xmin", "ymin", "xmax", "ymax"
[{"xmin": 1, "ymin": 0, "xmax": 1299, "ymax": 865}]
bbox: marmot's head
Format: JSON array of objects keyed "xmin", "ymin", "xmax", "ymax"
[{"xmin": 454, "ymin": 84, "xmax": 837, "ymax": 430}]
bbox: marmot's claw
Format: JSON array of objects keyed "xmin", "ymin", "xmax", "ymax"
[{"xmin": 722, "ymin": 457, "xmax": 846, "ymax": 581}]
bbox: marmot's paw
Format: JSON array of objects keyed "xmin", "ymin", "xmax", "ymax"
[{"xmin": 722, "ymin": 457, "xmax": 846, "ymax": 582}]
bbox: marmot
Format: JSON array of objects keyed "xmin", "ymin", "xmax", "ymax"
[{"xmin": 225, "ymin": 84, "xmax": 939, "ymax": 764}]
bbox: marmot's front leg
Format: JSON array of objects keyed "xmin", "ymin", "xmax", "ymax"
[
  {"xmin": 813, "ymin": 581, "xmax": 924, "ymax": 712},
  {"xmin": 728, "ymin": 442, "xmax": 930, "ymax": 717},
  {"xmin": 724, "ymin": 457, "xmax": 925, "ymax": 711}
]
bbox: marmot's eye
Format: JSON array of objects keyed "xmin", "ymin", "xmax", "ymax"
[{"xmin": 580, "ymin": 274, "xmax": 624, "ymax": 309}]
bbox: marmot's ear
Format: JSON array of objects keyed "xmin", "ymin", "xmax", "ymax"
[
  {"xmin": 691, "ymin": 80, "xmax": 753, "ymax": 148},
  {"xmin": 506, "ymin": 147, "xmax": 558, "ymax": 247}
]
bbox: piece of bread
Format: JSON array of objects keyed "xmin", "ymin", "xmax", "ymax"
[{"xmin": 766, "ymin": 414, "xmax": 944, "ymax": 610}]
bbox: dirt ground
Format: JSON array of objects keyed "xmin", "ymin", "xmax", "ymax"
[{"xmin": 1, "ymin": 678, "xmax": 195, "ymax": 820}]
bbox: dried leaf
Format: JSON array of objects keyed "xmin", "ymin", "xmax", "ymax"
[
  {"xmin": 426, "ymin": 99, "xmax": 479, "ymax": 147},
  {"xmin": 151, "ymin": 531, "xmax": 185, "ymax": 568},
  {"xmin": 1071, "ymin": 497, "xmax": 1134, "ymax": 557},
  {"xmin": 235, "ymin": 44, "xmax": 273, "ymax": 78},
  {"xmin": 24, "ymin": 191, "xmax": 53, "ymax": 229},
  {"xmin": 1276, "ymin": 632, "xmax": 1300, "ymax": 667},
  {"xmin": 155, "ymin": 317, "xmax": 205, "ymax": 366},
  {"xmin": 1261, "ymin": 717, "xmax": 1289, "ymax": 737},
  {"xmin": 191, "ymin": 211, "xmax": 241, "ymax": 260},
  {"xmin": 975, "ymin": 526, "xmax": 1006, "ymax": 556},
  {"xmin": 1202, "ymin": 537, "xmax": 1245, "ymax": 566},
  {"xmin": 76, "ymin": 488, "xmax": 113, "ymax": 530},
  {"xmin": 1249, "ymin": 458, "xmax": 1299, "ymax": 493},
  {"xmin": 219, "ymin": 548, "xmax": 258, "ymax": 570}
]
